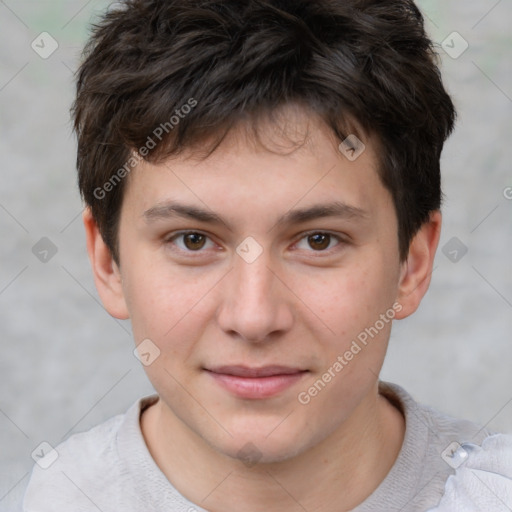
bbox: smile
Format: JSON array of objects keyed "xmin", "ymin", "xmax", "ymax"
[{"xmin": 204, "ymin": 366, "xmax": 309, "ymax": 399}]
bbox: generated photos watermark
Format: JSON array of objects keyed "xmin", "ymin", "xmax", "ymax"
[{"xmin": 297, "ymin": 301, "xmax": 403, "ymax": 405}]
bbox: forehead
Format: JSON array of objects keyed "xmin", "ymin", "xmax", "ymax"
[{"xmin": 121, "ymin": 106, "xmax": 390, "ymax": 226}]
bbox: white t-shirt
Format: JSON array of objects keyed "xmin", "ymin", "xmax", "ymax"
[{"xmin": 22, "ymin": 382, "xmax": 512, "ymax": 511}]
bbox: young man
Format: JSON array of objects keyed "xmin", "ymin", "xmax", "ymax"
[{"xmin": 23, "ymin": 0, "xmax": 512, "ymax": 511}]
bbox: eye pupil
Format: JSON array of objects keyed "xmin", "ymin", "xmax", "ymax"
[
  {"xmin": 184, "ymin": 233, "xmax": 206, "ymax": 250},
  {"xmin": 308, "ymin": 233, "xmax": 330, "ymax": 251}
]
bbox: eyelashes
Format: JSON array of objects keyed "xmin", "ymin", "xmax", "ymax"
[
  {"xmin": 294, "ymin": 231, "xmax": 343, "ymax": 252},
  {"xmin": 165, "ymin": 230, "xmax": 347, "ymax": 256},
  {"xmin": 168, "ymin": 232, "xmax": 214, "ymax": 252}
]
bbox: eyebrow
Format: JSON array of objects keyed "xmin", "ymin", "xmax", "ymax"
[{"xmin": 143, "ymin": 200, "xmax": 369, "ymax": 231}]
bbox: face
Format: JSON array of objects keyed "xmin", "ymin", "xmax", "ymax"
[{"xmin": 108, "ymin": 107, "xmax": 408, "ymax": 463}]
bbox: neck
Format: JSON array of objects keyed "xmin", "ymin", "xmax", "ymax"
[{"xmin": 141, "ymin": 382, "xmax": 405, "ymax": 512}]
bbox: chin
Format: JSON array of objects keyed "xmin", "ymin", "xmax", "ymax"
[{"xmin": 207, "ymin": 424, "xmax": 316, "ymax": 467}]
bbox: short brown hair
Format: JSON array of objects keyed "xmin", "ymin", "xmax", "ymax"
[{"xmin": 72, "ymin": 0, "xmax": 455, "ymax": 264}]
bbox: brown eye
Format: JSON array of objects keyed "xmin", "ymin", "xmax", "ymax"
[
  {"xmin": 166, "ymin": 231, "xmax": 217, "ymax": 257},
  {"xmin": 294, "ymin": 231, "xmax": 344, "ymax": 254},
  {"xmin": 307, "ymin": 233, "xmax": 331, "ymax": 251},
  {"xmin": 183, "ymin": 233, "xmax": 207, "ymax": 251}
]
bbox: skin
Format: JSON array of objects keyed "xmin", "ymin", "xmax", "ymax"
[{"xmin": 84, "ymin": 105, "xmax": 441, "ymax": 512}]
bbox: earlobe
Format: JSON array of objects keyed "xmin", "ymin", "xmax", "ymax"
[
  {"xmin": 394, "ymin": 211, "xmax": 442, "ymax": 320},
  {"xmin": 82, "ymin": 208, "xmax": 130, "ymax": 320}
]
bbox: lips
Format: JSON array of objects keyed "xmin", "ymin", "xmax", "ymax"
[
  {"xmin": 207, "ymin": 365, "xmax": 306, "ymax": 377},
  {"xmin": 204, "ymin": 365, "xmax": 308, "ymax": 399}
]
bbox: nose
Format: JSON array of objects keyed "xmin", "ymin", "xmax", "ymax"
[{"xmin": 216, "ymin": 250, "xmax": 294, "ymax": 343}]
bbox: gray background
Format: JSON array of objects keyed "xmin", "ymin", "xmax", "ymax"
[{"xmin": 1, "ymin": 1, "xmax": 511, "ymax": 510}]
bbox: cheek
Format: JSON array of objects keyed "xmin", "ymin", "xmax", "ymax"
[
  {"xmin": 294, "ymin": 262, "xmax": 397, "ymax": 425},
  {"xmin": 306, "ymin": 260, "xmax": 394, "ymax": 334},
  {"xmin": 122, "ymin": 255, "xmax": 222, "ymax": 349}
]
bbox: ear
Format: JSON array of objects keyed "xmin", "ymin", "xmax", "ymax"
[
  {"xmin": 83, "ymin": 207, "xmax": 130, "ymax": 320},
  {"xmin": 394, "ymin": 210, "xmax": 442, "ymax": 319}
]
